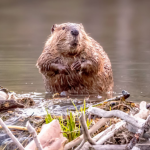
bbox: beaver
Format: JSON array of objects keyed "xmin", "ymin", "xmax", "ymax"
[{"xmin": 36, "ymin": 23, "xmax": 113, "ymax": 94}]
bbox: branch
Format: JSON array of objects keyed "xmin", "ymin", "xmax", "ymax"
[
  {"xmin": 0, "ymin": 118, "xmax": 25, "ymax": 150},
  {"xmin": 96, "ymin": 121, "xmax": 126, "ymax": 144},
  {"xmin": 75, "ymin": 113, "xmax": 96, "ymax": 150},
  {"xmin": 88, "ymin": 107, "xmax": 144, "ymax": 128},
  {"xmin": 26, "ymin": 121, "xmax": 43, "ymax": 150},
  {"xmin": 128, "ymin": 115, "xmax": 150, "ymax": 149},
  {"xmin": 89, "ymin": 144, "xmax": 127, "ymax": 150}
]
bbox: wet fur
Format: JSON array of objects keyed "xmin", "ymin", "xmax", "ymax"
[{"xmin": 36, "ymin": 23, "xmax": 113, "ymax": 94}]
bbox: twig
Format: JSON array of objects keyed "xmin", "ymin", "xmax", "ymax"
[
  {"xmin": 75, "ymin": 113, "xmax": 96, "ymax": 150},
  {"xmin": 0, "ymin": 125, "xmax": 27, "ymax": 131},
  {"xmin": 0, "ymin": 118, "xmax": 25, "ymax": 150},
  {"xmin": 26, "ymin": 121, "xmax": 43, "ymax": 150}
]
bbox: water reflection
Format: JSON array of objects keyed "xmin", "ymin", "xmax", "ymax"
[{"xmin": 0, "ymin": 0, "xmax": 150, "ymax": 102}]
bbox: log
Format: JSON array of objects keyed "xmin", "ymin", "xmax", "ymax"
[{"xmin": 0, "ymin": 99, "xmax": 24, "ymax": 111}]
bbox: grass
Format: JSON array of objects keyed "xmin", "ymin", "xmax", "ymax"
[{"xmin": 45, "ymin": 100, "xmax": 92, "ymax": 142}]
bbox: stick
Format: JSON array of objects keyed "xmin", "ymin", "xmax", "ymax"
[
  {"xmin": 88, "ymin": 107, "xmax": 144, "ymax": 128},
  {"xmin": 89, "ymin": 144, "xmax": 127, "ymax": 150},
  {"xmin": 0, "ymin": 118, "xmax": 25, "ymax": 150},
  {"xmin": 75, "ymin": 113, "xmax": 96, "ymax": 150},
  {"xmin": 26, "ymin": 121, "xmax": 43, "ymax": 150},
  {"xmin": 96, "ymin": 121, "xmax": 126, "ymax": 144},
  {"xmin": 0, "ymin": 125, "xmax": 27, "ymax": 131},
  {"xmin": 128, "ymin": 115, "xmax": 150, "ymax": 149}
]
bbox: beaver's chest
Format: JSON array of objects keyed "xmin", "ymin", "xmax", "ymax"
[
  {"xmin": 61, "ymin": 56, "xmax": 75, "ymax": 67},
  {"xmin": 61, "ymin": 53, "xmax": 87, "ymax": 67}
]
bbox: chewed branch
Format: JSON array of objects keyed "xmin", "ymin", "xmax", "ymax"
[
  {"xmin": 26, "ymin": 121, "xmax": 43, "ymax": 150},
  {"xmin": 75, "ymin": 113, "xmax": 96, "ymax": 150},
  {"xmin": 88, "ymin": 107, "xmax": 144, "ymax": 128},
  {"xmin": 0, "ymin": 118, "xmax": 25, "ymax": 150}
]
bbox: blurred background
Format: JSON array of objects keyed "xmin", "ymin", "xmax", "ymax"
[{"xmin": 0, "ymin": 0, "xmax": 150, "ymax": 102}]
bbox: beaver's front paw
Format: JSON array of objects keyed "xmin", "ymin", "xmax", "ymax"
[
  {"xmin": 80, "ymin": 60, "xmax": 94, "ymax": 75},
  {"xmin": 58, "ymin": 65, "xmax": 71, "ymax": 75},
  {"xmin": 71, "ymin": 60, "xmax": 81, "ymax": 71}
]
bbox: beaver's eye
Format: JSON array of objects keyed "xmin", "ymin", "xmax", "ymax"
[{"xmin": 62, "ymin": 27, "xmax": 65, "ymax": 30}]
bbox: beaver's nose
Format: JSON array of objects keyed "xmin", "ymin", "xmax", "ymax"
[{"xmin": 71, "ymin": 29, "xmax": 79, "ymax": 36}]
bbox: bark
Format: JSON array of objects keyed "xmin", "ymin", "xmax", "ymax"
[{"xmin": 0, "ymin": 99, "xmax": 24, "ymax": 111}]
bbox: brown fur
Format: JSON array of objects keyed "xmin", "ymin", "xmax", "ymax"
[{"xmin": 36, "ymin": 23, "xmax": 113, "ymax": 94}]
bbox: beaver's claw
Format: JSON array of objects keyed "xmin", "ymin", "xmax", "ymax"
[
  {"xmin": 58, "ymin": 65, "xmax": 71, "ymax": 75},
  {"xmin": 71, "ymin": 61, "xmax": 81, "ymax": 71}
]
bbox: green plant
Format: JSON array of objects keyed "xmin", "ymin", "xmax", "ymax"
[
  {"xmin": 45, "ymin": 109, "xmax": 54, "ymax": 124},
  {"xmin": 45, "ymin": 100, "xmax": 92, "ymax": 142}
]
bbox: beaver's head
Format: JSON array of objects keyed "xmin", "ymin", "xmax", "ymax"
[{"xmin": 46, "ymin": 23, "xmax": 89, "ymax": 56}]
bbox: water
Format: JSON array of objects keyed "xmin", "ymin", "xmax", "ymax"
[
  {"xmin": 0, "ymin": 0, "xmax": 150, "ymax": 102},
  {"xmin": 0, "ymin": 1, "xmax": 150, "ymax": 149}
]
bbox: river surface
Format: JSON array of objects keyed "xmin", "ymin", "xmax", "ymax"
[
  {"xmin": 0, "ymin": 0, "xmax": 150, "ymax": 104},
  {"xmin": 0, "ymin": 0, "xmax": 150, "ymax": 149}
]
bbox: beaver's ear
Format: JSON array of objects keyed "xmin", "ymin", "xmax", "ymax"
[
  {"xmin": 51, "ymin": 24, "xmax": 57, "ymax": 34},
  {"xmin": 80, "ymin": 23, "xmax": 84, "ymax": 29}
]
